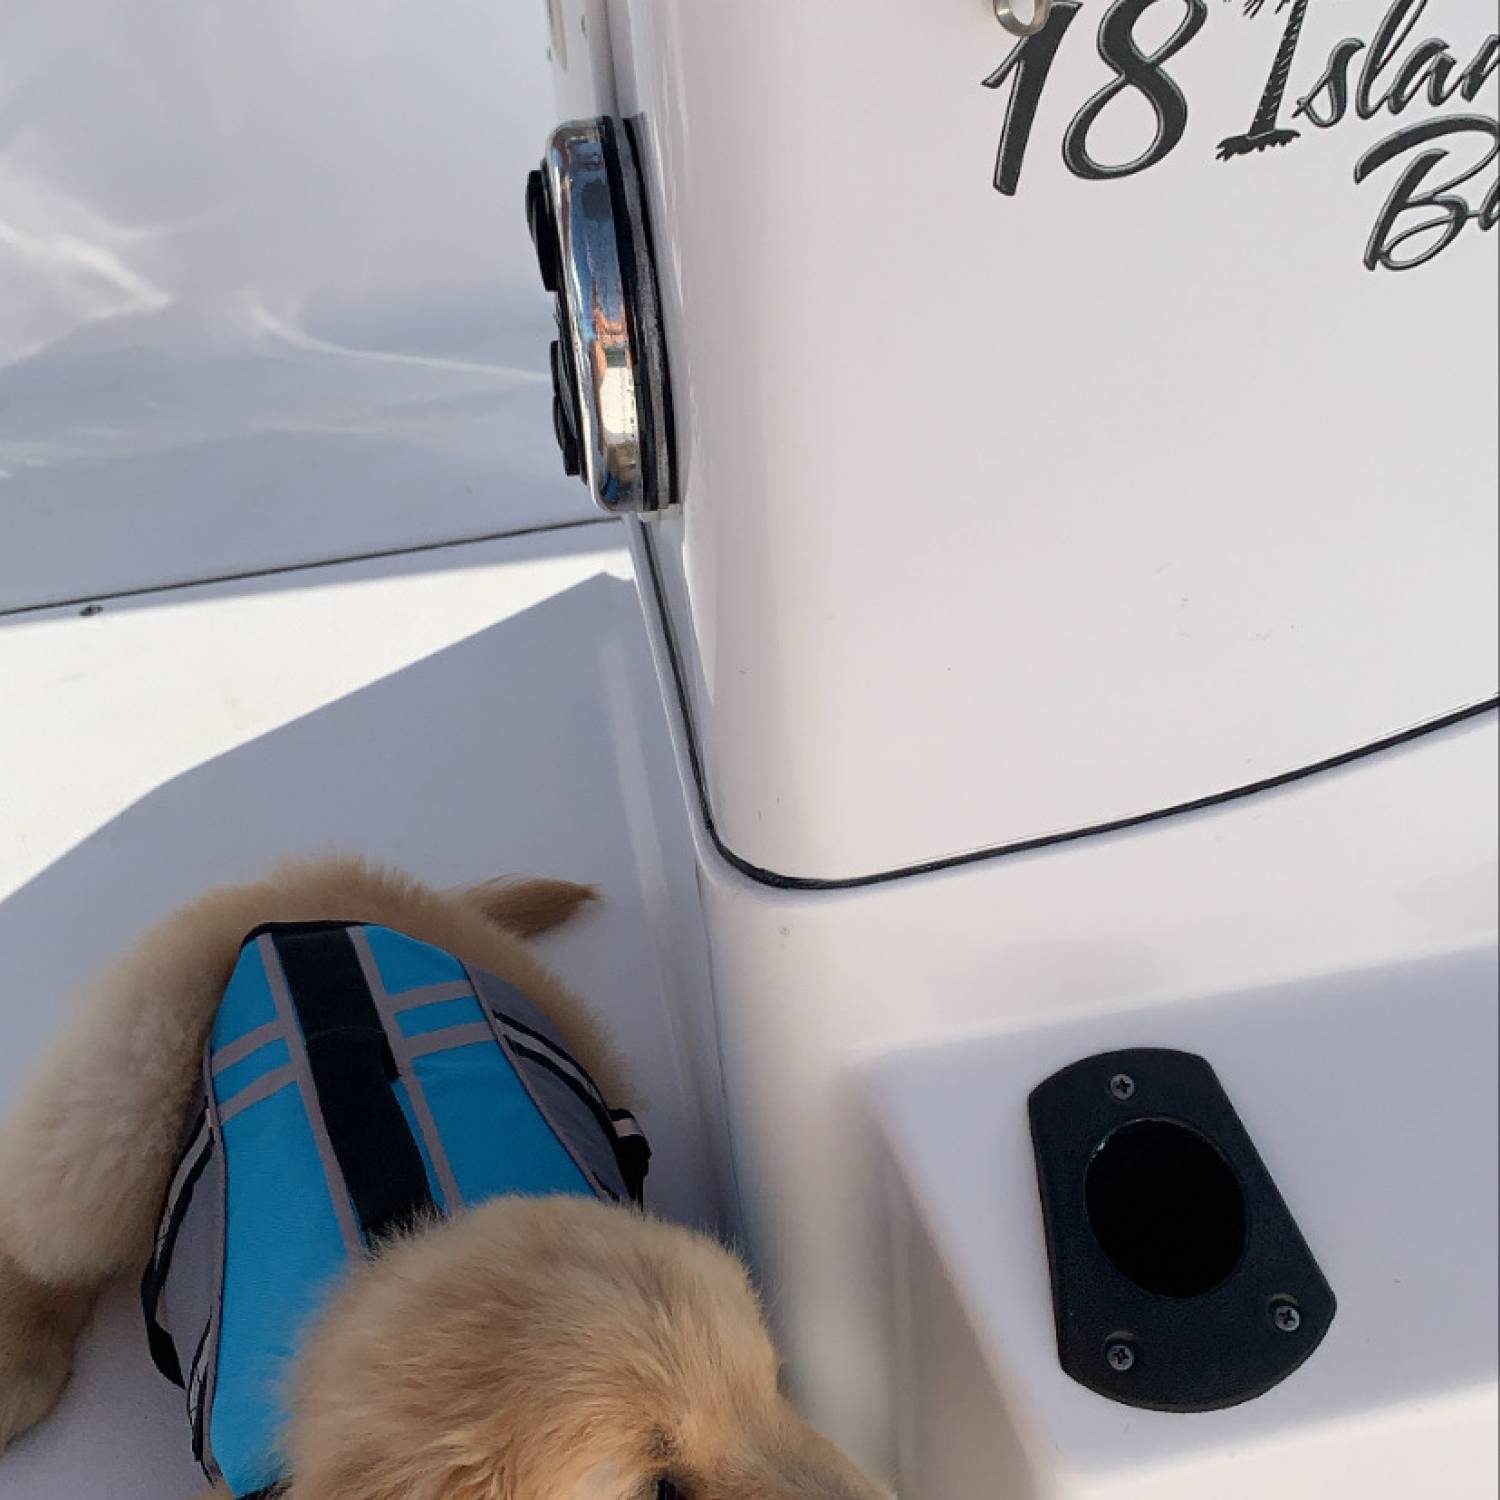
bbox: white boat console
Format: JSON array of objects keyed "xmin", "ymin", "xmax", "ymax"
[
  {"xmin": 0, "ymin": 3, "xmax": 1491, "ymax": 1495},
  {"xmin": 534, "ymin": 2, "xmax": 1498, "ymax": 1493}
]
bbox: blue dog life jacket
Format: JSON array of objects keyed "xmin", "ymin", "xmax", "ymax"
[{"xmin": 141, "ymin": 921, "xmax": 649, "ymax": 1499}]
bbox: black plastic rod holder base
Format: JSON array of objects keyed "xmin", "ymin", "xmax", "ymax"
[{"xmin": 1029, "ymin": 1047, "xmax": 1336, "ymax": 1412}]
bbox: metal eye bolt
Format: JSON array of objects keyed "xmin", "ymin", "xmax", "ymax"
[{"xmin": 995, "ymin": 0, "xmax": 1053, "ymax": 37}]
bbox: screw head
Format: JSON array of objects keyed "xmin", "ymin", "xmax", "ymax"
[
  {"xmin": 1108, "ymin": 1073, "xmax": 1136, "ymax": 1102},
  {"xmin": 1106, "ymin": 1341, "xmax": 1136, "ymax": 1372},
  {"xmin": 1272, "ymin": 1301, "xmax": 1302, "ymax": 1333}
]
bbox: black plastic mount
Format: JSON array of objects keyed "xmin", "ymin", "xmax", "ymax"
[
  {"xmin": 525, "ymin": 164, "xmax": 582, "ymax": 480},
  {"xmin": 1029, "ymin": 1048, "xmax": 1335, "ymax": 1412}
]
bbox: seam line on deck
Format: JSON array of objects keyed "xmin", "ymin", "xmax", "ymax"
[{"xmin": 0, "ymin": 516, "xmax": 617, "ymax": 620}]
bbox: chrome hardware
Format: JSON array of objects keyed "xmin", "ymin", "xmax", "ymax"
[
  {"xmin": 995, "ymin": 0, "xmax": 1053, "ymax": 37},
  {"xmin": 526, "ymin": 117, "xmax": 676, "ymax": 515}
]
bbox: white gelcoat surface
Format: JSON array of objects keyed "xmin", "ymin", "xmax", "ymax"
[
  {"xmin": 621, "ymin": 508, "xmax": 1497, "ymax": 1488},
  {"xmin": 0, "ymin": 527, "xmax": 730, "ymax": 1499},
  {"xmin": 0, "ymin": 0, "xmax": 589, "ymax": 613},
  {"xmin": 0, "ymin": 7, "xmax": 1492, "ymax": 1499},
  {"xmin": 548, "ymin": 0, "xmax": 620, "ymax": 118},
  {"xmin": 607, "ymin": 0, "xmax": 1499, "ymax": 881},
  {"xmin": 870, "ymin": 950, "xmax": 1499, "ymax": 1498},
  {"xmin": 684, "ymin": 711, "xmax": 1499, "ymax": 1491}
]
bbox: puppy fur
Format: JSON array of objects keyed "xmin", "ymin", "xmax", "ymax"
[{"xmin": 0, "ymin": 857, "xmax": 892, "ymax": 1500}]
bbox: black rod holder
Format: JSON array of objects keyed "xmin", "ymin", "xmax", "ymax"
[{"xmin": 1029, "ymin": 1047, "xmax": 1335, "ymax": 1412}]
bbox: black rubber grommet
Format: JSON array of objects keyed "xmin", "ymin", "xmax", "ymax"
[{"xmin": 526, "ymin": 169, "xmax": 560, "ymax": 294}]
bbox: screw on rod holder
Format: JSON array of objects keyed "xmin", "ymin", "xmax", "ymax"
[{"xmin": 1029, "ymin": 1048, "xmax": 1336, "ymax": 1412}]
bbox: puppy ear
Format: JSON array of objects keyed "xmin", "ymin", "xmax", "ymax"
[{"xmin": 459, "ymin": 877, "xmax": 599, "ymax": 938}]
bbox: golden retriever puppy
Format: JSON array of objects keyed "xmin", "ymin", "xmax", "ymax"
[{"xmin": 0, "ymin": 857, "xmax": 890, "ymax": 1500}]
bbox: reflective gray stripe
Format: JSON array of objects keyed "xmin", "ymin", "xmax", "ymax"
[
  {"xmin": 258, "ymin": 936, "xmax": 361, "ymax": 1253},
  {"xmin": 153, "ymin": 1114, "xmax": 211, "ymax": 1261},
  {"xmin": 406, "ymin": 1022, "xmax": 497, "ymax": 1060},
  {"xmin": 217, "ymin": 1066, "xmax": 295, "ymax": 1124},
  {"xmin": 385, "ymin": 980, "xmax": 475, "ymax": 1012},
  {"xmin": 494, "ymin": 1020, "xmax": 605, "ymax": 1110},
  {"xmin": 465, "ymin": 966, "xmax": 614, "ymax": 1200},
  {"xmin": 348, "ymin": 928, "xmax": 465, "ymax": 1212},
  {"xmin": 209, "ymin": 1021, "xmax": 283, "ymax": 1075}
]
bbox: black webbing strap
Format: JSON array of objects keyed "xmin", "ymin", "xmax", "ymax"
[
  {"xmin": 272, "ymin": 926, "xmax": 434, "ymax": 1242},
  {"xmin": 140, "ymin": 1106, "xmax": 212, "ymax": 1389},
  {"xmin": 610, "ymin": 1110, "xmax": 652, "ymax": 1206}
]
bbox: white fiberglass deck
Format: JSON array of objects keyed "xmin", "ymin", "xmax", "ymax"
[
  {"xmin": 0, "ymin": 2, "xmax": 738, "ymax": 1490},
  {"xmin": 0, "ymin": 524, "xmax": 727, "ymax": 1499}
]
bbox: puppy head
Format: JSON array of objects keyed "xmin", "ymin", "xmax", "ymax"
[{"xmin": 284, "ymin": 1196, "xmax": 892, "ymax": 1500}]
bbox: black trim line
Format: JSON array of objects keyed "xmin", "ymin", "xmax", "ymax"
[
  {"xmin": 638, "ymin": 522, "xmax": 1499, "ymax": 892},
  {"xmin": 0, "ymin": 516, "xmax": 615, "ymax": 620},
  {"xmin": 508, "ymin": 1040, "xmax": 622, "ymax": 1149},
  {"xmin": 493, "ymin": 1007, "xmax": 610, "ymax": 1107},
  {"xmin": 187, "ymin": 1318, "xmax": 214, "ymax": 1462},
  {"xmin": 506, "ymin": 1038, "xmax": 642, "ymax": 1201},
  {"xmin": 141, "ymin": 1113, "xmax": 212, "ymax": 1389},
  {"xmin": 614, "ymin": 114, "xmax": 677, "ymax": 512}
]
